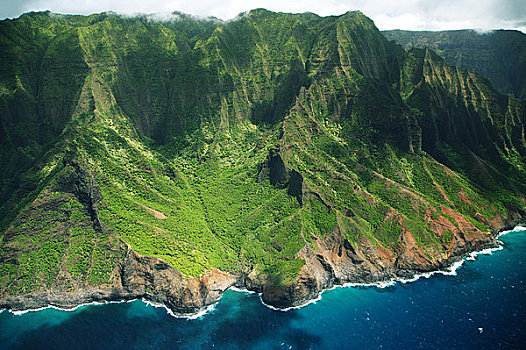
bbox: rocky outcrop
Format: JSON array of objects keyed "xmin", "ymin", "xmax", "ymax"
[
  {"xmin": 258, "ymin": 148, "xmax": 305, "ymax": 204},
  {"xmin": 257, "ymin": 212, "xmax": 524, "ymax": 309},
  {"xmin": 119, "ymin": 248, "xmax": 235, "ymax": 314},
  {"xmin": 1, "ymin": 212, "xmax": 523, "ymax": 314},
  {"xmin": 0, "ymin": 246, "xmax": 235, "ymax": 315}
]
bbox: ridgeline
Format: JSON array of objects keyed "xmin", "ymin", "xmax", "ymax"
[{"xmin": 0, "ymin": 9, "xmax": 525, "ymax": 314}]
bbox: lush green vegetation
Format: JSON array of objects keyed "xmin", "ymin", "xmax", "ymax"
[
  {"xmin": 0, "ymin": 192, "xmax": 125, "ymax": 294},
  {"xmin": 0, "ymin": 10, "xmax": 524, "ymax": 297}
]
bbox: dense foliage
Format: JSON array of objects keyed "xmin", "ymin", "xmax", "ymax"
[{"xmin": 0, "ymin": 10, "xmax": 524, "ymax": 295}]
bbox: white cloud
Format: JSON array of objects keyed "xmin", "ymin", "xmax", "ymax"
[{"xmin": 1, "ymin": 0, "xmax": 525, "ymax": 32}]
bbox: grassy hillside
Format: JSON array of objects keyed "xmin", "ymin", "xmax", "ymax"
[{"xmin": 1, "ymin": 10, "xmax": 524, "ymax": 299}]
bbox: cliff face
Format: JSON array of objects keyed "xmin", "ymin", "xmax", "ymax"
[
  {"xmin": 0, "ymin": 10, "xmax": 525, "ymax": 314},
  {"xmin": 383, "ymin": 29, "xmax": 526, "ymax": 99}
]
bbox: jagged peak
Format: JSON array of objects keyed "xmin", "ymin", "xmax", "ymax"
[{"xmin": 337, "ymin": 10, "xmax": 378, "ymax": 30}]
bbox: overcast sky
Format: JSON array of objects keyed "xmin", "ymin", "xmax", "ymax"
[{"xmin": 1, "ymin": 0, "xmax": 525, "ymax": 32}]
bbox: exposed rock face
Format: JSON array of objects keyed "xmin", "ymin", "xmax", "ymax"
[
  {"xmin": 0, "ymin": 247, "xmax": 235, "ymax": 314},
  {"xmin": 0, "ymin": 161, "xmax": 523, "ymax": 313},
  {"xmin": 258, "ymin": 148, "xmax": 305, "ymax": 204},
  {"xmin": 259, "ymin": 213, "xmax": 524, "ymax": 308},
  {"xmin": 1, "ymin": 215, "xmax": 521, "ymax": 314},
  {"xmin": 120, "ymin": 249, "xmax": 235, "ymax": 314},
  {"xmin": 0, "ymin": 10, "xmax": 525, "ymax": 315},
  {"xmin": 0, "ymin": 157, "xmax": 237, "ymax": 315}
]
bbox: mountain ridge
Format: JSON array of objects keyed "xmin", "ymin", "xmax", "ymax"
[
  {"xmin": 382, "ymin": 29, "xmax": 526, "ymax": 99},
  {"xmin": 0, "ymin": 9, "xmax": 524, "ymax": 314}
]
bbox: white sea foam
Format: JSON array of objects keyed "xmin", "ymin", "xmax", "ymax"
[
  {"xmin": 229, "ymin": 286, "xmax": 257, "ymax": 294},
  {"xmin": 0, "ymin": 291, "xmax": 222, "ymax": 319},
  {"xmin": 498, "ymin": 225, "xmax": 526, "ymax": 237},
  {"xmin": 230, "ymin": 285, "xmax": 323, "ymax": 312},
  {"xmin": 464, "ymin": 225, "xmax": 526, "ymax": 261},
  {"xmin": 141, "ymin": 298, "xmax": 216, "ymax": 320},
  {"xmin": 243, "ymin": 259, "xmax": 469, "ymax": 313},
  {"xmin": 466, "ymin": 246, "xmax": 503, "ymax": 261},
  {"xmin": 2, "ymin": 297, "xmax": 216, "ymax": 319},
  {"xmin": 2, "ymin": 297, "xmax": 208, "ymax": 319},
  {"xmin": 259, "ymin": 293, "xmax": 324, "ymax": 312},
  {"xmin": 6, "ymin": 299, "xmax": 130, "ymax": 316}
]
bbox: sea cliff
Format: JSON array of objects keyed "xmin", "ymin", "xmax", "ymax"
[{"xmin": 1, "ymin": 9, "xmax": 525, "ymax": 315}]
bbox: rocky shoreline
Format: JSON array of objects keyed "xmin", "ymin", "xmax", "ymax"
[
  {"xmin": 1, "ymin": 8, "xmax": 525, "ymax": 323},
  {"xmin": 1, "ymin": 214, "xmax": 523, "ymax": 317},
  {"xmin": 249, "ymin": 212, "xmax": 525, "ymax": 309}
]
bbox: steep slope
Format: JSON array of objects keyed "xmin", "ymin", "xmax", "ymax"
[
  {"xmin": 1, "ymin": 10, "xmax": 524, "ymax": 314},
  {"xmin": 383, "ymin": 29, "xmax": 526, "ymax": 99}
]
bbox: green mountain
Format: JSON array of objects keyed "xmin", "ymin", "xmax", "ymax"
[
  {"xmin": 382, "ymin": 29, "xmax": 526, "ymax": 99},
  {"xmin": 0, "ymin": 9, "xmax": 524, "ymax": 314}
]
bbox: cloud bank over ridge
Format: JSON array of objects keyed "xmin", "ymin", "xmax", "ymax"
[{"xmin": 1, "ymin": 0, "xmax": 525, "ymax": 32}]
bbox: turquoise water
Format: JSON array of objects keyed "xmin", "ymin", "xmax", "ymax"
[{"xmin": 1, "ymin": 227, "xmax": 525, "ymax": 349}]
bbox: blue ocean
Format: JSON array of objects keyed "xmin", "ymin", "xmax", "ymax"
[{"xmin": 1, "ymin": 227, "xmax": 525, "ymax": 350}]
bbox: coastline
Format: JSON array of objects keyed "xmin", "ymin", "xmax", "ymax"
[
  {"xmin": 6, "ymin": 299, "xmax": 134, "ymax": 316},
  {"xmin": 0, "ymin": 297, "xmax": 216, "ymax": 320},
  {"xmin": 2, "ymin": 225, "xmax": 524, "ymax": 319},
  {"xmin": 259, "ymin": 225, "xmax": 525, "ymax": 312}
]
